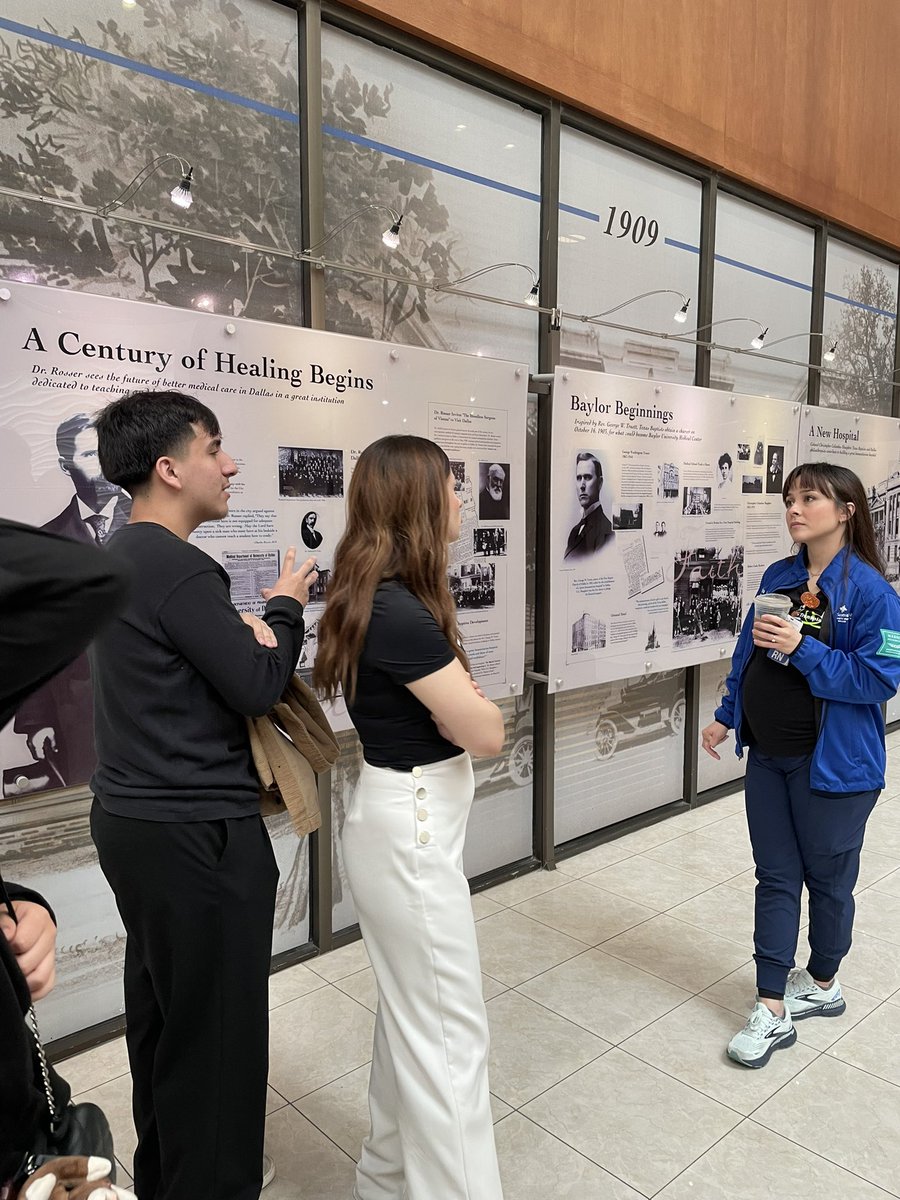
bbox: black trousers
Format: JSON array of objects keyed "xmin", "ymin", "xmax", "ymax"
[{"xmin": 91, "ymin": 801, "xmax": 278, "ymax": 1200}]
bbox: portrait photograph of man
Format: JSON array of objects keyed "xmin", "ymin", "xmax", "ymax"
[
  {"xmin": 564, "ymin": 451, "xmax": 613, "ymax": 560},
  {"xmin": 12, "ymin": 412, "xmax": 131, "ymax": 791},
  {"xmin": 478, "ymin": 461, "xmax": 510, "ymax": 521}
]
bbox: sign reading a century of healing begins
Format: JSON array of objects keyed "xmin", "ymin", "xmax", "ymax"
[
  {"xmin": 548, "ymin": 367, "xmax": 801, "ymax": 693},
  {"xmin": 0, "ymin": 280, "xmax": 529, "ymax": 798}
]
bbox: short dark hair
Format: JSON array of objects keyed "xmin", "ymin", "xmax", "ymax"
[
  {"xmin": 56, "ymin": 413, "xmax": 94, "ymax": 461},
  {"xmin": 718, "ymin": 452, "xmax": 732, "ymax": 470},
  {"xmin": 94, "ymin": 391, "xmax": 221, "ymax": 493},
  {"xmin": 575, "ymin": 451, "xmax": 602, "ymax": 483}
]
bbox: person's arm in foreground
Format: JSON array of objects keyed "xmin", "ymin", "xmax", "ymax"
[{"xmin": 408, "ymin": 659, "xmax": 505, "ymax": 758}]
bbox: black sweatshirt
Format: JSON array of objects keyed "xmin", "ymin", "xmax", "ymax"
[{"xmin": 90, "ymin": 522, "xmax": 305, "ymax": 820}]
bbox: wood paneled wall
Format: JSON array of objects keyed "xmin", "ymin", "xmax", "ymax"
[{"xmin": 340, "ymin": 0, "xmax": 900, "ymax": 250}]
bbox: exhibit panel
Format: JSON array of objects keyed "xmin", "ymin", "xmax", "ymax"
[
  {"xmin": 696, "ymin": 658, "xmax": 746, "ymax": 794},
  {"xmin": 547, "ymin": 368, "xmax": 799, "ymax": 694}
]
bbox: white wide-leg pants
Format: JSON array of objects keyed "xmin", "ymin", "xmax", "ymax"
[{"xmin": 343, "ymin": 751, "xmax": 503, "ymax": 1200}]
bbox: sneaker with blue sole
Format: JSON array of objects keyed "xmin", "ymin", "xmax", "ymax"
[
  {"xmin": 784, "ymin": 968, "xmax": 846, "ymax": 1020},
  {"xmin": 727, "ymin": 1001, "xmax": 796, "ymax": 1068}
]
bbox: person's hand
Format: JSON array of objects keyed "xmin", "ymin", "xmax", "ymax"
[
  {"xmin": 0, "ymin": 900, "xmax": 56, "ymax": 999},
  {"xmin": 26, "ymin": 726, "xmax": 57, "ymax": 761},
  {"xmin": 700, "ymin": 720, "xmax": 730, "ymax": 761},
  {"xmin": 21, "ymin": 1155, "xmax": 136, "ymax": 1200},
  {"xmin": 752, "ymin": 614, "xmax": 802, "ymax": 656},
  {"xmin": 468, "ymin": 674, "xmax": 487, "ymax": 700},
  {"xmin": 240, "ymin": 612, "xmax": 278, "ymax": 649},
  {"xmin": 261, "ymin": 548, "xmax": 318, "ymax": 607}
]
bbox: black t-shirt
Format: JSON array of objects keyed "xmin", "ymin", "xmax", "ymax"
[
  {"xmin": 91, "ymin": 522, "xmax": 306, "ymax": 819},
  {"xmin": 346, "ymin": 580, "xmax": 459, "ymax": 770},
  {"xmin": 742, "ymin": 587, "xmax": 829, "ymax": 756}
]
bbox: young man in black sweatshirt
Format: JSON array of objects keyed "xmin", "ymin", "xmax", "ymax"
[{"xmin": 89, "ymin": 391, "xmax": 317, "ymax": 1200}]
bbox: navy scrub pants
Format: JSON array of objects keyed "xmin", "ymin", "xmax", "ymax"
[{"xmin": 744, "ymin": 745, "xmax": 879, "ymax": 997}]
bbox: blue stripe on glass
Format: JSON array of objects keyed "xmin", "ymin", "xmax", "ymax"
[
  {"xmin": 0, "ymin": 17, "xmax": 300, "ymax": 122},
  {"xmin": 559, "ymin": 202, "xmax": 600, "ymax": 221},
  {"xmin": 713, "ymin": 252, "xmax": 813, "ymax": 293},
  {"xmin": 321, "ymin": 125, "xmax": 541, "ymax": 202},
  {"xmin": 824, "ymin": 291, "xmax": 897, "ymax": 319}
]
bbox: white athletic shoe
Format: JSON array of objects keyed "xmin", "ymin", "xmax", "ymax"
[
  {"xmin": 784, "ymin": 968, "xmax": 846, "ymax": 1020},
  {"xmin": 261, "ymin": 1154, "xmax": 276, "ymax": 1190},
  {"xmin": 727, "ymin": 1001, "xmax": 796, "ymax": 1068}
]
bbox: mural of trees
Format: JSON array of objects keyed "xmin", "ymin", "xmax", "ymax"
[
  {"xmin": 823, "ymin": 265, "xmax": 898, "ymax": 414},
  {"xmin": 0, "ymin": 0, "xmax": 303, "ymax": 321}
]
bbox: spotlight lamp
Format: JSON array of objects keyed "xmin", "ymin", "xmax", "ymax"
[
  {"xmin": 677, "ymin": 316, "xmax": 769, "ymax": 348},
  {"xmin": 303, "ymin": 204, "xmax": 405, "ymax": 255},
  {"xmin": 759, "ymin": 331, "xmax": 839, "ymax": 364},
  {"xmin": 583, "ymin": 289, "xmax": 692, "ymax": 325},
  {"xmin": 96, "ymin": 154, "xmax": 195, "ymax": 217},
  {"xmin": 439, "ymin": 262, "xmax": 540, "ymax": 308}
]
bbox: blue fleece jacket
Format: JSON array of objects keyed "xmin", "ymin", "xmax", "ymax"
[{"xmin": 715, "ymin": 547, "xmax": 900, "ymax": 793}]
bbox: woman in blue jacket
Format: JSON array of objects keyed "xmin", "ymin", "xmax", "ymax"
[{"xmin": 701, "ymin": 463, "xmax": 900, "ymax": 1068}]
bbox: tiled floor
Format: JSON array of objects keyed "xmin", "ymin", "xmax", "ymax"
[{"xmin": 60, "ymin": 733, "xmax": 900, "ymax": 1199}]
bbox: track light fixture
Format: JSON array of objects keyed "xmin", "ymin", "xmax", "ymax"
[
  {"xmin": 583, "ymin": 289, "xmax": 692, "ymax": 326},
  {"xmin": 303, "ymin": 204, "xmax": 404, "ymax": 255},
  {"xmin": 439, "ymin": 262, "xmax": 540, "ymax": 308},
  {"xmin": 759, "ymin": 331, "xmax": 839, "ymax": 364},
  {"xmin": 97, "ymin": 154, "xmax": 195, "ymax": 217},
  {"xmin": 678, "ymin": 316, "xmax": 769, "ymax": 349}
]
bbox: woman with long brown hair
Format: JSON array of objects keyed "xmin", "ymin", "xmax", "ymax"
[
  {"xmin": 702, "ymin": 462, "xmax": 900, "ymax": 1069},
  {"xmin": 314, "ymin": 435, "xmax": 505, "ymax": 1200}
]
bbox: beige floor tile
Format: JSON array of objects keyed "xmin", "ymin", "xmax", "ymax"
[
  {"xmin": 856, "ymin": 850, "xmax": 900, "ymax": 892},
  {"xmin": 864, "ymin": 809, "xmax": 900, "ymax": 857},
  {"xmin": 661, "ymin": 799, "xmax": 743, "ymax": 834},
  {"xmin": 58, "ymin": 1033, "xmax": 130, "ymax": 1096},
  {"xmin": 754, "ymin": 1055, "xmax": 900, "ymax": 1194},
  {"xmin": 583, "ymin": 855, "xmax": 716, "ymax": 911},
  {"xmin": 294, "ymin": 1062, "xmax": 370, "ymax": 1158},
  {"xmin": 655, "ymin": 1118, "xmax": 890, "ymax": 1200},
  {"xmin": 494, "ymin": 1112, "xmax": 644, "ymax": 1200},
  {"xmin": 268, "ymin": 959, "xmax": 327, "ymax": 1009},
  {"xmin": 521, "ymin": 1048, "xmax": 741, "ymax": 1197},
  {"xmin": 475, "ymin": 909, "xmax": 588, "ymax": 987},
  {"xmin": 490, "ymin": 1093, "xmax": 514, "ymax": 1122},
  {"xmin": 889, "ymin": 988, "xmax": 900, "ymax": 1007},
  {"xmin": 514, "ymin": 880, "xmax": 656, "ymax": 945},
  {"xmin": 851, "ymin": 889, "xmax": 900, "ymax": 946},
  {"xmin": 601, "ymin": 820, "xmax": 687, "ymax": 854},
  {"xmin": 556, "ymin": 841, "xmax": 636, "ymax": 877},
  {"xmin": 267, "ymin": 1084, "xmax": 288, "ymax": 1115},
  {"xmin": 485, "ymin": 989, "xmax": 610, "ymax": 1107},
  {"xmin": 483, "ymin": 866, "xmax": 570, "ymax": 903},
  {"xmin": 262, "ymin": 1104, "xmax": 357, "ymax": 1200},
  {"xmin": 114, "ymin": 1161, "xmax": 134, "ymax": 1190},
  {"xmin": 268, "ymin": 985, "xmax": 374, "ymax": 1101},
  {"xmin": 828, "ymin": 1002, "xmax": 900, "ymax": 1086},
  {"xmin": 305, "ymin": 938, "xmax": 371, "ymax": 982},
  {"xmin": 482, "ymin": 972, "xmax": 509, "ymax": 1001},
  {"xmin": 622, "ymin": 996, "xmax": 818, "ymax": 1115},
  {"xmin": 72, "ymin": 1072, "xmax": 136, "ymax": 1176},
  {"xmin": 644, "ymin": 829, "xmax": 755, "ymax": 884},
  {"xmin": 472, "ymin": 892, "xmax": 506, "ymax": 921},
  {"xmin": 841, "ymin": 928, "xmax": 900, "ymax": 998},
  {"xmin": 668, "ymin": 881, "xmax": 755, "ymax": 947},
  {"xmin": 600, "ymin": 913, "xmax": 751, "ymax": 991},
  {"xmin": 334, "ymin": 965, "xmax": 378, "ymax": 1012},
  {"xmin": 870, "ymin": 864, "xmax": 900, "ymax": 898},
  {"xmin": 517, "ymin": 947, "xmax": 691, "ymax": 1044}
]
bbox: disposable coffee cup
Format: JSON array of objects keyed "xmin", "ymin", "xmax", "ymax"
[{"xmin": 754, "ymin": 593, "xmax": 796, "ymax": 665}]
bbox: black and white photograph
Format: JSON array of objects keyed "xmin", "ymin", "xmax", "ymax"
[
  {"xmin": 742, "ymin": 474, "xmax": 763, "ymax": 494},
  {"xmin": 449, "ymin": 459, "xmax": 467, "ymax": 490},
  {"xmin": 682, "ymin": 486, "xmax": 712, "ymax": 516},
  {"xmin": 278, "ymin": 446, "xmax": 344, "ymax": 498},
  {"xmin": 474, "ymin": 527, "xmax": 507, "ymax": 556},
  {"xmin": 448, "ymin": 562, "xmax": 495, "ymax": 608},
  {"xmin": 671, "ymin": 545, "xmax": 743, "ymax": 648},
  {"xmin": 737, "ymin": 443, "xmax": 751, "ymax": 461},
  {"xmin": 766, "ymin": 444, "xmax": 785, "ymax": 493},
  {"xmin": 715, "ymin": 451, "xmax": 733, "ymax": 488},
  {"xmin": 564, "ymin": 451, "xmax": 614, "ymax": 559},
  {"xmin": 571, "ymin": 610, "xmax": 607, "ymax": 654},
  {"xmin": 657, "ymin": 462, "xmax": 679, "ymax": 500},
  {"xmin": 478, "ymin": 461, "xmax": 511, "ymax": 521},
  {"xmin": 612, "ymin": 502, "xmax": 643, "ymax": 530},
  {"xmin": 300, "ymin": 510, "xmax": 324, "ymax": 549},
  {"xmin": 652, "ymin": 521, "xmax": 669, "ymax": 537},
  {"xmin": 753, "ymin": 440, "xmax": 765, "ymax": 465}
]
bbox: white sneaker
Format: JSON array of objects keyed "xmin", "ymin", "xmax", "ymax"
[
  {"xmin": 784, "ymin": 968, "xmax": 846, "ymax": 1020},
  {"xmin": 261, "ymin": 1154, "xmax": 276, "ymax": 1190},
  {"xmin": 727, "ymin": 1001, "xmax": 796, "ymax": 1068}
]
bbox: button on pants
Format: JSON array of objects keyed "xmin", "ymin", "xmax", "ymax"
[
  {"xmin": 744, "ymin": 746, "xmax": 879, "ymax": 996},
  {"xmin": 343, "ymin": 752, "xmax": 503, "ymax": 1200}
]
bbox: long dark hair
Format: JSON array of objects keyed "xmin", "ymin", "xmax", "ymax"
[
  {"xmin": 782, "ymin": 462, "xmax": 884, "ymax": 575},
  {"xmin": 313, "ymin": 435, "xmax": 469, "ymax": 701}
]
